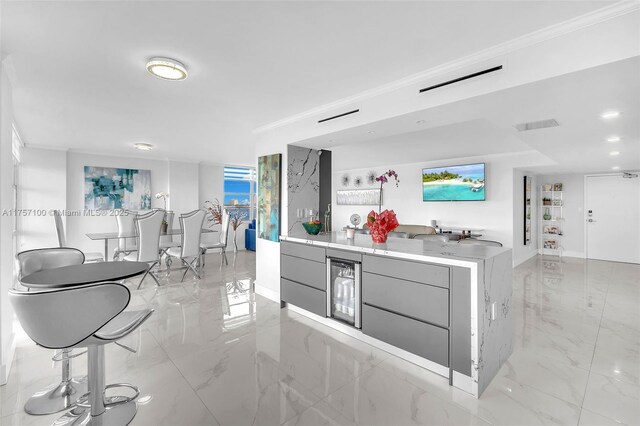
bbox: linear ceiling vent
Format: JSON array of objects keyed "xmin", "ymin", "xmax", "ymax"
[
  {"xmin": 418, "ymin": 65, "xmax": 502, "ymax": 94},
  {"xmin": 515, "ymin": 119, "xmax": 560, "ymax": 132},
  {"xmin": 318, "ymin": 109, "xmax": 360, "ymax": 124}
]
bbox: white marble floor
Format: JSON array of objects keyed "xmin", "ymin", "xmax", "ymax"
[{"xmin": 1, "ymin": 253, "xmax": 638, "ymax": 425}]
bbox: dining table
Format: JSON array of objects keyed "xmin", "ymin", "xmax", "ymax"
[
  {"xmin": 86, "ymin": 228, "xmax": 216, "ymax": 261},
  {"xmin": 20, "ymin": 261, "xmax": 150, "ymax": 289}
]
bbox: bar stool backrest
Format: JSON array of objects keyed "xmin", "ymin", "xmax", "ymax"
[{"xmin": 16, "ymin": 248, "xmax": 85, "ymax": 282}]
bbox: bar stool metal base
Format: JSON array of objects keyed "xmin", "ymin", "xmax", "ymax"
[
  {"xmin": 24, "ymin": 376, "xmax": 88, "ymax": 415},
  {"xmin": 53, "ymin": 397, "xmax": 137, "ymax": 426}
]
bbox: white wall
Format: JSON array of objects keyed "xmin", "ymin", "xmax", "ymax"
[
  {"xmin": 0, "ymin": 62, "xmax": 17, "ymax": 384},
  {"xmin": 512, "ymin": 170, "xmax": 538, "ymax": 266},
  {"xmin": 332, "ymin": 152, "xmax": 548, "ymax": 253},
  {"xmin": 65, "ymin": 151, "xmax": 171, "ymax": 256},
  {"xmin": 20, "ymin": 147, "xmax": 67, "ymax": 250},
  {"xmin": 538, "ymin": 173, "xmax": 585, "ymax": 258}
]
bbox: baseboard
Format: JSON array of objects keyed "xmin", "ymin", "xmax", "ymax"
[
  {"xmin": 254, "ymin": 283, "xmax": 280, "ymax": 303},
  {"xmin": 0, "ymin": 331, "xmax": 17, "ymax": 385},
  {"xmin": 513, "ymin": 250, "xmax": 538, "ymax": 267},
  {"xmin": 562, "ymin": 251, "xmax": 585, "ymax": 259}
]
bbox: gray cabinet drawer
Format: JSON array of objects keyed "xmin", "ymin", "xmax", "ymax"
[
  {"xmin": 326, "ymin": 248, "xmax": 362, "ymax": 263},
  {"xmin": 281, "ymin": 241, "xmax": 326, "ymax": 263},
  {"xmin": 363, "ymin": 272, "xmax": 449, "ymax": 327},
  {"xmin": 281, "ymin": 255, "xmax": 326, "ymax": 291},
  {"xmin": 362, "ymin": 304, "xmax": 448, "ymax": 366},
  {"xmin": 362, "ymin": 255, "xmax": 449, "ymax": 289},
  {"xmin": 281, "ymin": 278, "xmax": 326, "ymax": 317}
]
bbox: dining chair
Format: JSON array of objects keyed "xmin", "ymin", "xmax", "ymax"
[
  {"xmin": 113, "ymin": 210, "xmax": 138, "ymax": 261},
  {"xmin": 123, "ymin": 209, "xmax": 164, "ymax": 289},
  {"xmin": 160, "ymin": 211, "xmax": 181, "ymax": 260},
  {"xmin": 15, "ymin": 248, "xmax": 88, "ymax": 414},
  {"xmin": 166, "ymin": 209, "xmax": 206, "ymax": 281},
  {"xmin": 53, "ymin": 210, "xmax": 104, "ymax": 262},
  {"xmin": 413, "ymin": 233, "xmax": 450, "ymax": 243},
  {"xmin": 201, "ymin": 209, "xmax": 230, "ymax": 268},
  {"xmin": 10, "ymin": 282, "xmax": 153, "ymax": 425},
  {"xmin": 457, "ymin": 238, "xmax": 503, "ymax": 247}
]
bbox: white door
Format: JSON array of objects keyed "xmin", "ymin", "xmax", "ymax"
[{"xmin": 586, "ymin": 174, "xmax": 640, "ymax": 264}]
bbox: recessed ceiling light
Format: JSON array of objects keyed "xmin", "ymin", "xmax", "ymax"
[
  {"xmin": 609, "ymin": 151, "xmax": 620, "ymax": 156},
  {"xmin": 134, "ymin": 143, "xmax": 154, "ymax": 151},
  {"xmin": 612, "ymin": 166, "xmax": 620, "ymax": 170},
  {"xmin": 146, "ymin": 57, "xmax": 188, "ymax": 81},
  {"xmin": 368, "ymin": 131, "xmax": 376, "ymax": 135},
  {"xmin": 416, "ymin": 120, "xmax": 426, "ymax": 124},
  {"xmin": 601, "ymin": 111, "xmax": 620, "ymax": 119},
  {"xmin": 606, "ymin": 136, "xmax": 621, "ymax": 143}
]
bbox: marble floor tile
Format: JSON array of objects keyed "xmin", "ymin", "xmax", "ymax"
[
  {"xmin": 2, "ymin": 253, "xmax": 639, "ymax": 426},
  {"xmin": 578, "ymin": 408, "xmax": 630, "ymax": 426},
  {"xmin": 325, "ymin": 366, "xmax": 491, "ymax": 426},
  {"xmin": 591, "ymin": 329, "xmax": 640, "ymax": 385},
  {"xmin": 582, "ymin": 372, "xmax": 640, "ymax": 426}
]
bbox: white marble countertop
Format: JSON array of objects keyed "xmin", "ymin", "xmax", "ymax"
[{"xmin": 281, "ymin": 231, "xmax": 511, "ymax": 267}]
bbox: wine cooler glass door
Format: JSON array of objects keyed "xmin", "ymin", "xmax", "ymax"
[{"xmin": 328, "ymin": 259, "xmax": 357, "ymax": 326}]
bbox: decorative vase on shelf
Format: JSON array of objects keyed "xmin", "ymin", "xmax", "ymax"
[{"xmin": 543, "ymin": 208, "xmax": 552, "ymax": 220}]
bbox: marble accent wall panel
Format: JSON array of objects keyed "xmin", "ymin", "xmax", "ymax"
[
  {"xmin": 287, "ymin": 146, "xmax": 320, "ymax": 235},
  {"xmin": 477, "ymin": 250, "xmax": 514, "ymax": 394}
]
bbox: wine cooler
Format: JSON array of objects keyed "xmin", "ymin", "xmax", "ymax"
[{"xmin": 326, "ymin": 257, "xmax": 361, "ymax": 328}]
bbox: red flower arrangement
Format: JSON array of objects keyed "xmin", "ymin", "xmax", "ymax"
[
  {"xmin": 367, "ymin": 209, "xmax": 399, "ymax": 243},
  {"xmin": 366, "ymin": 170, "xmax": 400, "ymax": 243}
]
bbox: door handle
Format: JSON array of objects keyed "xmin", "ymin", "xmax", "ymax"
[{"xmin": 588, "ymin": 219, "xmax": 597, "ymax": 222}]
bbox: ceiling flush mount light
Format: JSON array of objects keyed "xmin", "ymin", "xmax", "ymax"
[
  {"xmin": 612, "ymin": 166, "xmax": 620, "ymax": 170},
  {"xmin": 416, "ymin": 120, "xmax": 426, "ymax": 124},
  {"xmin": 368, "ymin": 131, "xmax": 376, "ymax": 135},
  {"xmin": 146, "ymin": 57, "xmax": 188, "ymax": 81},
  {"xmin": 601, "ymin": 110, "xmax": 620, "ymax": 119},
  {"xmin": 609, "ymin": 151, "xmax": 620, "ymax": 156},
  {"xmin": 134, "ymin": 143, "xmax": 154, "ymax": 151},
  {"xmin": 606, "ymin": 136, "xmax": 621, "ymax": 143}
]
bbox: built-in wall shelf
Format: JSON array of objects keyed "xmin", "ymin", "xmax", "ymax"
[{"xmin": 540, "ymin": 184, "xmax": 563, "ymax": 258}]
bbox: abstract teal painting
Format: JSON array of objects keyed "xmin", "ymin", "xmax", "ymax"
[
  {"xmin": 84, "ymin": 166, "xmax": 151, "ymax": 210},
  {"xmin": 257, "ymin": 154, "xmax": 281, "ymax": 242}
]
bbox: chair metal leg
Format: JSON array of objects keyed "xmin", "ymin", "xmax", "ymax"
[
  {"xmin": 55, "ymin": 345, "xmax": 138, "ymax": 426},
  {"xmin": 23, "ymin": 349, "xmax": 88, "ymax": 415},
  {"xmin": 180, "ymin": 258, "xmax": 200, "ymax": 282},
  {"xmin": 137, "ymin": 262, "xmax": 160, "ymax": 289}
]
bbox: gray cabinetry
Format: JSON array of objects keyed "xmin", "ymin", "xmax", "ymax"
[
  {"xmin": 280, "ymin": 241, "xmax": 327, "ymax": 316},
  {"xmin": 362, "ymin": 272, "xmax": 449, "ymax": 327},
  {"xmin": 362, "ymin": 304, "xmax": 449, "ymax": 366},
  {"xmin": 362, "ymin": 255, "xmax": 449, "ymax": 288}
]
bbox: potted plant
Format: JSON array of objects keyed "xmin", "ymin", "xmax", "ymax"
[{"xmin": 367, "ymin": 170, "xmax": 400, "ymax": 243}]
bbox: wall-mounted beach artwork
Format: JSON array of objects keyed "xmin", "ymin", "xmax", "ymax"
[
  {"xmin": 84, "ymin": 166, "xmax": 151, "ymax": 210},
  {"xmin": 258, "ymin": 153, "xmax": 282, "ymax": 242},
  {"xmin": 422, "ymin": 163, "xmax": 485, "ymax": 202}
]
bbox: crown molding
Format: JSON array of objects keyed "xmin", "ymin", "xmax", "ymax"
[
  {"xmin": 254, "ymin": 0, "xmax": 640, "ymax": 134},
  {"xmin": 25, "ymin": 143, "xmax": 69, "ymax": 152}
]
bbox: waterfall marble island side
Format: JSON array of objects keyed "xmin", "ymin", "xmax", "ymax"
[{"xmin": 279, "ymin": 232, "xmax": 513, "ymax": 397}]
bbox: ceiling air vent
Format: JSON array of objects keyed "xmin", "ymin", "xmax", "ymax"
[
  {"xmin": 419, "ymin": 65, "xmax": 503, "ymax": 94},
  {"xmin": 515, "ymin": 119, "xmax": 560, "ymax": 132},
  {"xmin": 318, "ymin": 109, "xmax": 360, "ymax": 124}
]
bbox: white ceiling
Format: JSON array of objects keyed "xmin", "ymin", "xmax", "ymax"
[
  {"xmin": 322, "ymin": 57, "xmax": 640, "ymax": 173},
  {"xmin": 1, "ymin": 0, "xmax": 615, "ymax": 165}
]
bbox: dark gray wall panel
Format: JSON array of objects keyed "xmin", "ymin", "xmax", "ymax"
[
  {"xmin": 362, "ymin": 272, "xmax": 449, "ymax": 327},
  {"xmin": 362, "ymin": 304, "xmax": 449, "ymax": 366}
]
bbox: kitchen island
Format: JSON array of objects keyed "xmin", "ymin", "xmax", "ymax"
[{"xmin": 279, "ymin": 232, "xmax": 513, "ymax": 397}]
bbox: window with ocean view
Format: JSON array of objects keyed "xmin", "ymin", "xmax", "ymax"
[{"xmin": 224, "ymin": 166, "xmax": 256, "ymax": 220}]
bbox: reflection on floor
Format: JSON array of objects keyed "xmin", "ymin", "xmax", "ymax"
[{"xmin": 1, "ymin": 252, "xmax": 638, "ymax": 425}]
